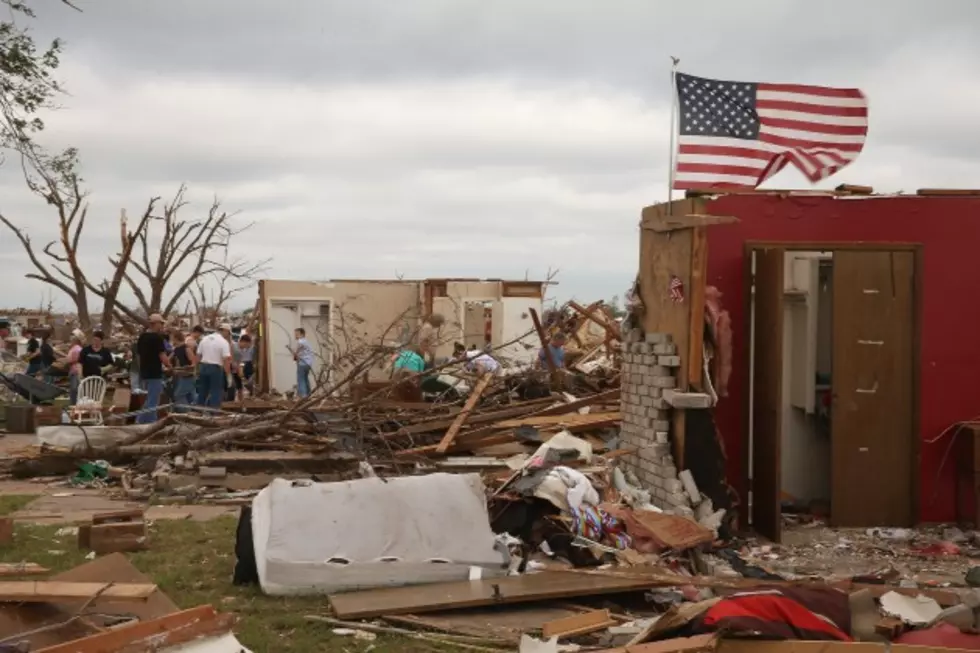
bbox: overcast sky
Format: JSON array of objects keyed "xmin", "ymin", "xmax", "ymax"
[{"xmin": 1, "ymin": 0, "xmax": 979, "ymax": 312}]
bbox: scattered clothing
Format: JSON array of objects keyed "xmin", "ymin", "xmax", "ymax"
[
  {"xmin": 570, "ymin": 504, "xmax": 631, "ymax": 549},
  {"xmin": 465, "ymin": 349, "xmax": 500, "ymax": 375}
]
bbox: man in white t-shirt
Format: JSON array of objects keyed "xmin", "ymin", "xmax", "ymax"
[
  {"xmin": 196, "ymin": 324, "xmax": 232, "ymax": 409},
  {"xmin": 454, "ymin": 343, "xmax": 500, "ymax": 377}
]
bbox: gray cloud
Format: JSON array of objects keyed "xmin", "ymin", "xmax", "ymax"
[{"xmin": 0, "ymin": 0, "xmax": 977, "ymax": 311}]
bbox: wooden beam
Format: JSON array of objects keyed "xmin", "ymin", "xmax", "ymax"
[
  {"xmin": 380, "ymin": 398, "xmax": 553, "ymax": 440},
  {"xmin": 642, "ymin": 213, "xmax": 739, "ymax": 233},
  {"xmin": 541, "ymin": 609, "xmax": 616, "ymax": 639},
  {"xmin": 529, "ymin": 307, "xmax": 556, "ymax": 373},
  {"xmin": 493, "ymin": 411, "xmax": 620, "ymax": 429},
  {"xmin": 436, "ymin": 373, "xmax": 492, "ymax": 454},
  {"xmin": 0, "ymin": 563, "xmax": 48, "ymax": 576},
  {"xmin": 0, "ymin": 581, "xmax": 158, "ymax": 603},
  {"xmin": 567, "ymin": 301, "xmax": 619, "ymax": 341}
]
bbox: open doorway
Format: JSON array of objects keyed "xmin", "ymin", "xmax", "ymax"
[
  {"xmin": 463, "ymin": 301, "xmax": 492, "ymax": 350},
  {"xmin": 746, "ymin": 244, "xmax": 921, "ymax": 541}
]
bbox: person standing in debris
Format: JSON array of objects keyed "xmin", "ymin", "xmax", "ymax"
[
  {"xmin": 39, "ymin": 330, "xmax": 57, "ymax": 384},
  {"xmin": 225, "ymin": 332, "xmax": 244, "ymax": 402},
  {"xmin": 238, "ymin": 334, "xmax": 255, "ymax": 396},
  {"xmin": 23, "ymin": 328, "xmax": 41, "ymax": 376},
  {"xmin": 66, "ymin": 331, "xmax": 84, "ymax": 405},
  {"xmin": 538, "ymin": 332, "xmax": 567, "ymax": 370},
  {"xmin": 455, "ymin": 342, "xmax": 501, "ymax": 377},
  {"xmin": 392, "ymin": 346, "xmax": 425, "ymax": 380},
  {"xmin": 197, "ymin": 324, "xmax": 232, "ymax": 409},
  {"xmin": 136, "ymin": 314, "xmax": 172, "ymax": 424},
  {"xmin": 79, "ymin": 330, "xmax": 114, "ymax": 379},
  {"xmin": 417, "ymin": 313, "xmax": 445, "ymax": 368},
  {"xmin": 170, "ymin": 329, "xmax": 198, "ymax": 411},
  {"xmin": 293, "ymin": 327, "xmax": 314, "ymax": 398}
]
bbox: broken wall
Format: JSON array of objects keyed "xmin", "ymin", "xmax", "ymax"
[
  {"xmin": 704, "ymin": 193, "xmax": 980, "ymax": 522},
  {"xmin": 260, "ymin": 280, "xmax": 422, "ymax": 392}
]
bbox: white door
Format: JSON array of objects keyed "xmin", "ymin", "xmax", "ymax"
[{"xmin": 268, "ymin": 303, "xmax": 300, "ymax": 393}]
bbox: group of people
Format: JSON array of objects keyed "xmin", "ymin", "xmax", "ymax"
[
  {"xmin": 388, "ymin": 313, "xmax": 569, "ymax": 382},
  {"xmin": 21, "ymin": 315, "xmax": 256, "ymax": 425},
  {"xmin": 130, "ymin": 314, "xmax": 255, "ymax": 423}
]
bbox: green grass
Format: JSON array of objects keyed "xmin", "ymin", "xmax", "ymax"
[
  {"xmin": 0, "ymin": 517, "xmax": 457, "ymax": 652},
  {"xmin": 0, "ymin": 494, "xmax": 37, "ymax": 516}
]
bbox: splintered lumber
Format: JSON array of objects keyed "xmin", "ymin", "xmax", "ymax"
[
  {"xmin": 493, "ymin": 411, "xmax": 621, "ymax": 430},
  {"xmin": 0, "ymin": 563, "xmax": 48, "ymax": 576},
  {"xmin": 0, "ymin": 581, "xmax": 157, "ymax": 603},
  {"xmin": 328, "ymin": 571, "xmax": 656, "ymax": 619},
  {"xmin": 541, "ymin": 609, "xmax": 617, "ymax": 638},
  {"xmin": 529, "ymin": 308, "xmax": 556, "ymax": 373},
  {"xmin": 382, "ymin": 398, "xmax": 553, "ymax": 440},
  {"xmin": 34, "ymin": 605, "xmax": 235, "ymax": 653},
  {"xmin": 568, "ymin": 301, "xmax": 620, "ymax": 341},
  {"xmin": 532, "ymin": 389, "xmax": 620, "ymax": 417},
  {"xmin": 436, "ymin": 373, "xmax": 493, "ymax": 454}
]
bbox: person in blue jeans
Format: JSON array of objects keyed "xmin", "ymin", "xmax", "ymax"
[
  {"xmin": 197, "ymin": 324, "xmax": 232, "ymax": 409},
  {"xmin": 135, "ymin": 314, "xmax": 172, "ymax": 424},
  {"xmin": 23, "ymin": 329, "xmax": 42, "ymax": 376},
  {"xmin": 170, "ymin": 328, "xmax": 198, "ymax": 412},
  {"xmin": 293, "ymin": 327, "xmax": 314, "ymax": 398}
]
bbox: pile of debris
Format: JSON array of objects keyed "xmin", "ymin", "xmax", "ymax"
[{"xmin": 0, "ymin": 550, "xmax": 247, "ymax": 651}]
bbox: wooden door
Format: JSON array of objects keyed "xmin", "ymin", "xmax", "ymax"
[
  {"xmin": 752, "ymin": 248, "xmax": 785, "ymax": 542},
  {"xmin": 831, "ymin": 250, "xmax": 915, "ymax": 527}
]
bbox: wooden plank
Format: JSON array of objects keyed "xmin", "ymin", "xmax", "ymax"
[
  {"xmin": 529, "ymin": 307, "xmax": 557, "ymax": 373},
  {"xmin": 34, "ymin": 605, "xmax": 235, "ymax": 653},
  {"xmin": 436, "ymin": 373, "xmax": 492, "ymax": 454},
  {"xmin": 541, "ymin": 609, "xmax": 616, "ymax": 638},
  {"xmin": 0, "ymin": 581, "xmax": 157, "ymax": 603},
  {"xmin": 328, "ymin": 571, "xmax": 658, "ymax": 619},
  {"xmin": 751, "ymin": 247, "xmax": 784, "ymax": 542},
  {"xmin": 493, "ymin": 411, "xmax": 620, "ymax": 429},
  {"xmin": 642, "ymin": 213, "xmax": 739, "ymax": 233},
  {"xmin": 0, "ymin": 563, "xmax": 48, "ymax": 576},
  {"xmin": 567, "ymin": 301, "xmax": 619, "ymax": 341},
  {"xmin": 382, "ymin": 398, "xmax": 553, "ymax": 439}
]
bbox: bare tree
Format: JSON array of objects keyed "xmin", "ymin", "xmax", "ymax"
[
  {"xmin": 94, "ymin": 185, "xmax": 267, "ymax": 327},
  {"xmin": 189, "ymin": 252, "xmax": 268, "ymax": 328},
  {"xmin": 0, "ymin": 147, "xmax": 96, "ymax": 329}
]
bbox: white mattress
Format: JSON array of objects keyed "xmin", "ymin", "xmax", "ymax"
[{"xmin": 252, "ymin": 473, "xmax": 507, "ymax": 596}]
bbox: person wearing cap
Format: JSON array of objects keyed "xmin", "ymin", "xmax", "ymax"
[
  {"xmin": 136, "ymin": 313, "xmax": 172, "ymax": 423},
  {"xmin": 197, "ymin": 323, "xmax": 232, "ymax": 409}
]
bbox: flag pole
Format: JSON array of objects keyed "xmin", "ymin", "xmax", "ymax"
[{"xmin": 667, "ymin": 56, "xmax": 680, "ymax": 215}]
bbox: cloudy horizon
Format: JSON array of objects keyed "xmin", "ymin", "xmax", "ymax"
[{"xmin": 1, "ymin": 0, "xmax": 978, "ymax": 313}]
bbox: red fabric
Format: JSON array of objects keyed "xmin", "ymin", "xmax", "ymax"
[
  {"xmin": 705, "ymin": 286, "xmax": 733, "ymax": 397},
  {"xmin": 700, "ymin": 591, "xmax": 851, "ymax": 641},
  {"xmin": 896, "ymin": 623, "xmax": 980, "ymax": 650}
]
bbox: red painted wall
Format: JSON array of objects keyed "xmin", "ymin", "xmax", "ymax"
[{"xmin": 704, "ymin": 193, "xmax": 980, "ymax": 523}]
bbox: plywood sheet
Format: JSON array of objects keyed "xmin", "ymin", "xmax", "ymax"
[{"xmin": 328, "ymin": 571, "xmax": 655, "ymax": 619}]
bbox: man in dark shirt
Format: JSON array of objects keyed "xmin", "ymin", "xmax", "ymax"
[
  {"xmin": 136, "ymin": 313, "xmax": 171, "ymax": 424},
  {"xmin": 39, "ymin": 331, "xmax": 57, "ymax": 384},
  {"xmin": 24, "ymin": 328, "xmax": 41, "ymax": 376},
  {"xmin": 79, "ymin": 330, "xmax": 114, "ymax": 379}
]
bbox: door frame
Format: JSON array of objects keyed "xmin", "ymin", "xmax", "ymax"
[{"xmin": 740, "ymin": 241, "xmax": 923, "ymax": 536}]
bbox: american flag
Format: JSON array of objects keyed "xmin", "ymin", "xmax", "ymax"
[{"xmin": 672, "ymin": 72, "xmax": 868, "ymax": 190}]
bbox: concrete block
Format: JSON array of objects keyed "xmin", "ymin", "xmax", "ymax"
[
  {"xmin": 645, "ymin": 332, "xmax": 670, "ymax": 344},
  {"xmin": 664, "ymin": 479, "xmax": 684, "ymax": 493},
  {"xmin": 700, "ymin": 509, "xmax": 726, "ymax": 532},
  {"xmin": 645, "ymin": 386, "xmax": 663, "ymax": 398},
  {"xmin": 695, "ymin": 498, "xmax": 715, "ymax": 521},
  {"xmin": 657, "ymin": 355, "xmax": 681, "ymax": 367},
  {"xmin": 654, "ymin": 431, "xmax": 669, "ymax": 444},
  {"xmin": 649, "ymin": 365, "xmax": 670, "ymax": 377},
  {"xmin": 667, "ymin": 491, "xmax": 689, "ymax": 506},
  {"xmin": 653, "ymin": 419, "xmax": 670, "ymax": 431},
  {"xmin": 663, "ymin": 389, "xmax": 714, "ymax": 409},
  {"xmin": 653, "ymin": 342, "xmax": 677, "ymax": 355},
  {"xmin": 679, "ymin": 470, "xmax": 700, "ymax": 503},
  {"xmin": 663, "ymin": 464, "xmax": 678, "ymax": 479},
  {"xmin": 638, "ymin": 343, "xmax": 652, "ymax": 354},
  {"xmin": 652, "ymin": 397, "xmax": 668, "ymax": 409},
  {"xmin": 652, "ymin": 376, "xmax": 677, "ymax": 389},
  {"xmin": 672, "ymin": 506, "xmax": 695, "ymax": 519}
]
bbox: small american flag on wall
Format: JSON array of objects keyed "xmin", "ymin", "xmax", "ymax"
[{"xmin": 672, "ymin": 72, "xmax": 868, "ymax": 190}]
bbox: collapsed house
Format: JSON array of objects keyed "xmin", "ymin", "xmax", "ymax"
[{"xmin": 255, "ymin": 277, "xmax": 549, "ymax": 393}]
